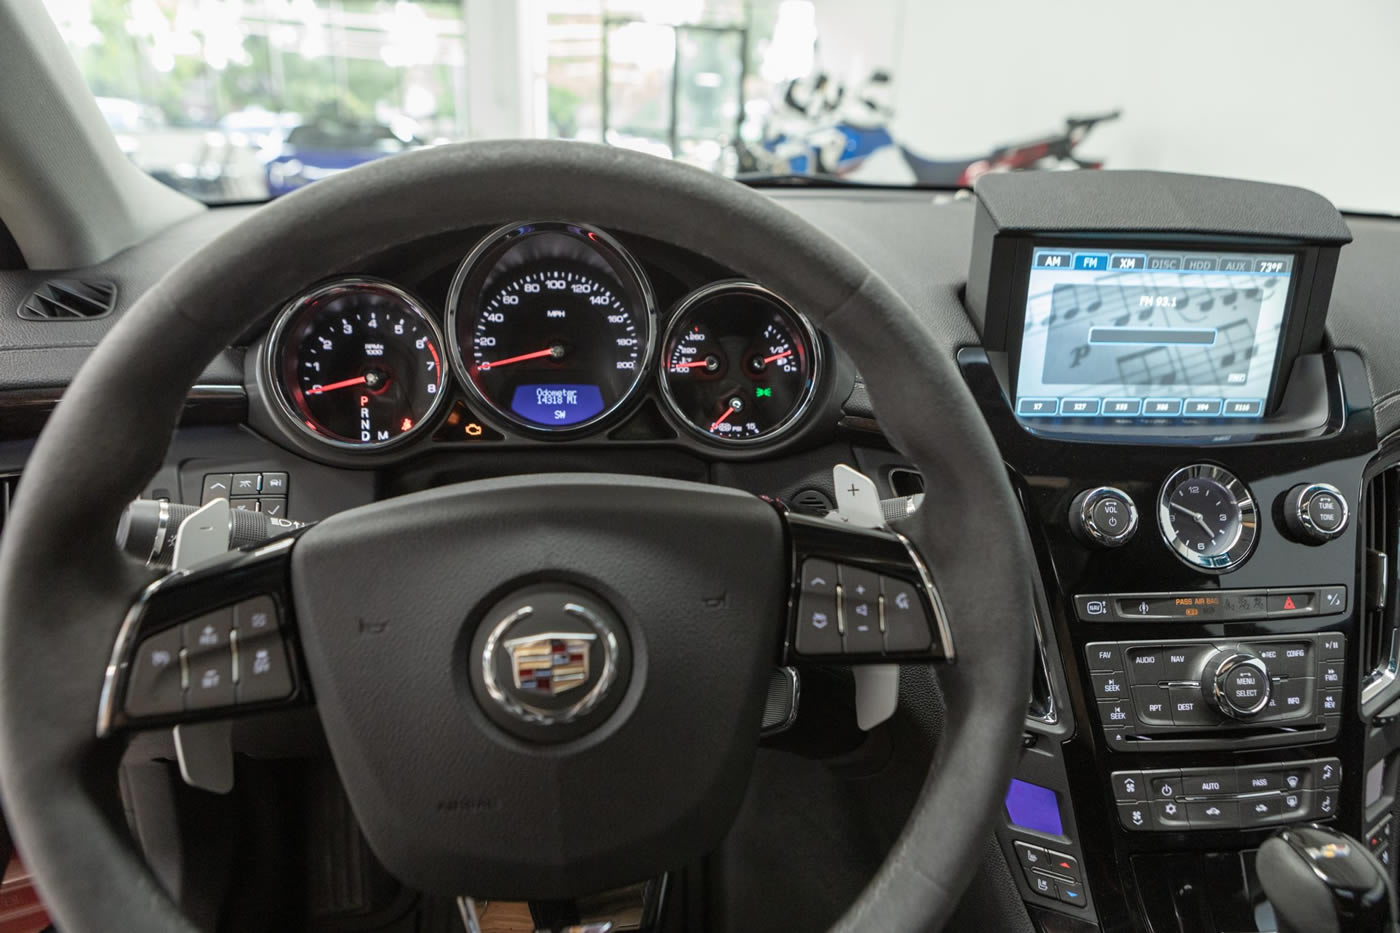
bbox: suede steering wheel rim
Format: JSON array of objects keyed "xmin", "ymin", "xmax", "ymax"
[{"xmin": 0, "ymin": 140, "xmax": 1034, "ymax": 932}]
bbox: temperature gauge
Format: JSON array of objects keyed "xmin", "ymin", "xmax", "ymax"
[{"xmin": 659, "ymin": 282, "xmax": 820, "ymax": 446}]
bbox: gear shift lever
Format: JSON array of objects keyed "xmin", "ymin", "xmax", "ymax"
[{"xmin": 1257, "ymin": 824, "xmax": 1395, "ymax": 933}]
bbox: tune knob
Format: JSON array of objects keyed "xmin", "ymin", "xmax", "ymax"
[
  {"xmin": 1202, "ymin": 650, "xmax": 1271, "ymax": 719},
  {"xmin": 1284, "ymin": 483, "xmax": 1349, "ymax": 544},
  {"xmin": 1069, "ymin": 487, "xmax": 1138, "ymax": 548}
]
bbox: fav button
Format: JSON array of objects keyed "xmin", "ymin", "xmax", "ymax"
[{"xmin": 1085, "ymin": 642, "xmax": 1122, "ymax": 672}]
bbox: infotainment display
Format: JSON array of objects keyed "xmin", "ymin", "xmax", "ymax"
[{"xmin": 1014, "ymin": 247, "xmax": 1294, "ymax": 420}]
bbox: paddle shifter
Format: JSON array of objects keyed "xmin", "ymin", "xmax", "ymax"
[{"xmin": 1257, "ymin": 824, "xmax": 1395, "ymax": 933}]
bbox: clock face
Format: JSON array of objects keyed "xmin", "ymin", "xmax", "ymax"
[
  {"xmin": 1159, "ymin": 465, "xmax": 1258, "ymax": 572},
  {"xmin": 1167, "ymin": 477, "xmax": 1242, "ymax": 557}
]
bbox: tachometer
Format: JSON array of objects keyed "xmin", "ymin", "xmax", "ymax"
[
  {"xmin": 446, "ymin": 222, "xmax": 656, "ymax": 435},
  {"xmin": 266, "ymin": 278, "xmax": 448, "ymax": 450},
  {"xmin": 658, "ymin": 282, "xmax": 821, "ymax": 446}
]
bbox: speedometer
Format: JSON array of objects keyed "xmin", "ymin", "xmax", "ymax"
[{"xmin": 446, "ymin": 222, "xmax": 656, "ymax": 435}]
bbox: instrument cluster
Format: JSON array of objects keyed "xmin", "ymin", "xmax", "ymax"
[{"xmin": 259, "ymin": 221, "xmax": 826, "ymax": 458}]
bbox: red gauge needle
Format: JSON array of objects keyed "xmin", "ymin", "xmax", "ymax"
[
  {"xmin": 307, "ymin": 376, "xmax": 368, "ymax": 395},
  {"xmin": 478, "ymin": 347, "xmax": 558, "ymax": 371},
  {"xmin": 710, "ymin": 404, "xmax": 738, "ymax": 432},
  {"xmin": 672, "ymin": 359, "xmax": 711, "ymax": 369},
  {"xmin": 763, "ymin": 350, "xmax": 793, "ymax": 364}
]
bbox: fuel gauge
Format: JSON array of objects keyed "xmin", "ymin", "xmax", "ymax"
[{"xmin": 659, "ymin": 282, "xmax": 821, "ymax": 446}]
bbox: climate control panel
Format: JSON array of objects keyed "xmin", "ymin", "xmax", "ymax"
[
  {"xmin": 1086, "ymin": 634, "xmax": 1344, "ymax": 750},
  {"xmin": 1114, "ymin": 758, "xmax": 1341, "ymax": 832}
]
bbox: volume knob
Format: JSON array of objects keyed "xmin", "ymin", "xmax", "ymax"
[
  {"xmin": 1203, "ymin": 650, "xmax": 1271, "ymax": 719},
  {"xmin": 1069, "ymin": 487, "xmax": 1138, "ymax": 548}
]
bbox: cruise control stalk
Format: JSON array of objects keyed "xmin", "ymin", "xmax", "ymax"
[{"xmin": 116, "ymin": 499, "xmax": 304, "ymax": 569}]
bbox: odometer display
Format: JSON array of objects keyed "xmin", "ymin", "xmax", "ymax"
[
  {"xmin": 447, "ymin": 222, "xmax": 655, "ymax": 434},
  {"xmin": 659, "ymin": 282, "xmax": 820, "ymax": 446},
  {"xmin": 267, "ymin": 278, "xmax": 447, "ymax": 449}
]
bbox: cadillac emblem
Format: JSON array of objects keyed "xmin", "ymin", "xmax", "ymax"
[{"xmin": 507, "ymin": 632, "xmax": 595, "ymax": 696}]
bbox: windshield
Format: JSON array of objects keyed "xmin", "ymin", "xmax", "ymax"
[{"xmin": 41, "ymin": 0, "xmax": 1400, "ymax": 213}]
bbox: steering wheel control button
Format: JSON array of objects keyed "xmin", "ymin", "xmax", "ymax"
[
  {"xmin": 125, "ymin": 626, "xmax": 185, "ymax": 718},
  {"xmin": 184, "ymin": 618, "xmax": 236, "ymax": 711},
  {"xmin": 232, "ymin": 596, "xmax": 292, "ymax": 704},
  {"xmin": 880, "ymin": 574, "xmax": 932, "ymax": 653},
  {"xmin": 261, "ymin": 472, "xmax": 288, "ymax": 495},
  {"xmin": 801, "ymin": 559, "xmax": 837, "ymax": 596},
  {"xmin": 471, "ymin": 585, "xmax": 631, "ymax": 743},
  {"xmin": 1069, "ymin": 486, "xmax": 1138, "ymax": 548},
  {"xmin": 1283, "ymin": 482, "xmax": 1349, "ymax": 543},
  {"xmin": 201, "ymin": 473, "xmax": 233, "ymax": 504},
  {"xmin": 838, "ymin": 564, "xmax": 882, "ymax": 654},
  {"xmin": 795, "ymin": 591, "xmax": 841, "ymax": 656}
]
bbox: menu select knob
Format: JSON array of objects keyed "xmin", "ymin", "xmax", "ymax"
[
  {"xmin": 1203, "ymin": 650, "xmax": 1272, "ymax": 719},
  {"xmin": 1284, "ymin": 483, "xmax": 1349, "ymax": 544},
  {"xmin": 1069, "ymin": 487, "xmax": 1138, "ymax": 548}
]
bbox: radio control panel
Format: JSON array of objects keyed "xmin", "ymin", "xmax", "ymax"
[{"xmin": 1085, "ymin": 634, "xmax": 1344, "ymax": 750}]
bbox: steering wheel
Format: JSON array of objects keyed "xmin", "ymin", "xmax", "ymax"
[{"xmin": 0, "ymin": 141, "xmax": 1034, "ymax": 932}]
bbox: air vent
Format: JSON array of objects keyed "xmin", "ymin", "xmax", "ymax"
[
  {"xmin": 18, "ymin": 279, "xmax": 116, "ymax": 320},
  {"xmin": 0, "ymin": 474, "xmax": 16, "ymax": 540},
  {"xmin": 1362, "ymin": 467, "xmax": 1400, "ymax": 711}
]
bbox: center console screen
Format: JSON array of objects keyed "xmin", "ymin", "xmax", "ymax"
[{"xmin": 1014, "ymin": 247, "xmax": 1293, "ymax": 420}]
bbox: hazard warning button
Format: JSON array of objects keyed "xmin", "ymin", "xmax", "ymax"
[{"xmin": 1267, "ymin": 590, "xmax": 1317, "ymax": 617}]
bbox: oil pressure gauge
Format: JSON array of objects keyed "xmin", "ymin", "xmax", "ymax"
[
  {"xmin": 658, "ymin": 282, "xmax": 821, "ymax": 446},
  {"xmin": 1158, "ymin": 464, "xmax": 1258, "ymax": 572}
]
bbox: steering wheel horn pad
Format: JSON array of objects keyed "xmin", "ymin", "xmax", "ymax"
[
  {"xmin": 292, "ymin": 474, "xmax": 783, "ymax": 898},
  {"xmin": 0, "ymin": 140, "xmax": 1035, "ymax": 932}
]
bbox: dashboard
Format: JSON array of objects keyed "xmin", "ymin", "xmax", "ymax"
[{"xmin": 5, "ymin": 173, "xmax": 1400, "ymax": 933}]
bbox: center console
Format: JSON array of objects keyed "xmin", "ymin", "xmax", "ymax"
[{"xmin": 950, "ymin": 171, "xmax": 1400, "ymax": 931}]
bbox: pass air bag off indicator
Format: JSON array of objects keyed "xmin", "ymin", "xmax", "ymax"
[{"xmin": 659, "ymin": 281, "xmax": 822, "ymax": 447}]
